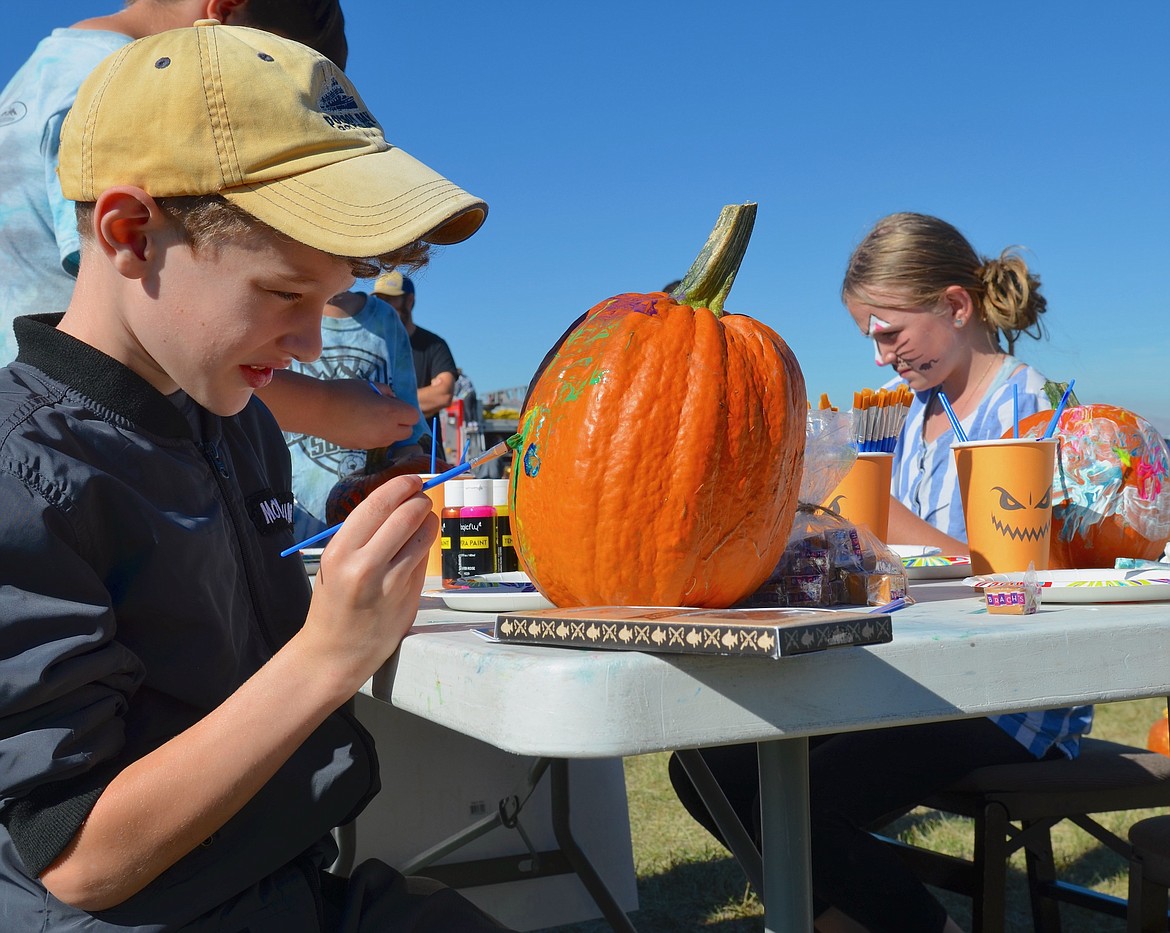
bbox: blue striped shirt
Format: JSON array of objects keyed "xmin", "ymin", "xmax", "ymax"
[
  {"xmin": 890, "ymin": 356, "xmax": 1050, "ymax": 540},
  {"xmin": 887, "ymin": 356, "xmax": 1093, "ymax": 759}
]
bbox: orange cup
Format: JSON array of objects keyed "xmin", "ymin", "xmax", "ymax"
[
  {"xmin": 822, "ymin": 452, "xmax": 893, "ymax": 542},
  {"xmin": 952, "ymin": 438, "xmax": 1056, "ymax": 575},
  {"xmin": 417, "ymin": 474, "xmax": 444, "ymax": 578}
]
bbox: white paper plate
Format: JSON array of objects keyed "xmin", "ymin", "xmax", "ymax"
[
  {"xmin": 902, "ymin": 554, "xmax": 972, "ymax": 580},
  {"xmin": 889, "ymin": 544, "xmax": 943, "ymax": 559},
  {"xmin": 459, "ymin": 572, "xmax": 532, "ymax": 586},
  {"xmin": 423, "ymin": 588, "xmax": 556, "ymax": 613},
  {"xmin": 963, "ymin": 569, "xmax": 1170, "ymax": 603}
]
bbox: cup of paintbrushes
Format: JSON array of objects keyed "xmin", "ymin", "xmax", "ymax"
[{"xmin": 852, "ymin": 384, "xmax": 913, "ymax": 453}]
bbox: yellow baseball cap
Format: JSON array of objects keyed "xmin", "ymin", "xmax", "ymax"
[
  {"xmin": 372, "ymin": 271, "xmax": 413, "ymax": 296},
  {"xmin": 58, "ymin": 22, "xmax": 486, "ymax": 255}
]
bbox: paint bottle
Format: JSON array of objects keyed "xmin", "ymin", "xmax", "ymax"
[
  {"xmin": 492, "ymin": 478, "xmax": 520, "ymax": 574},
  {"xmin": 441, "ymin": 479, "xmax": 466, "ymax": 588},
  {"xmin": 457, "ymin": 479, "xmax": 496, "ymax": 578}
]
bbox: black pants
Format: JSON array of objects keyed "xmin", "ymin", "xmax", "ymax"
[{"xmin": 669, "ymin": 717, "xmax": 1046, "ymax": 933}]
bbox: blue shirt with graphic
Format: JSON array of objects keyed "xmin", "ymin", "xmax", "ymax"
[{"xmin": 284, "ymin": 294, "xmax": 426, "ymax": 538}]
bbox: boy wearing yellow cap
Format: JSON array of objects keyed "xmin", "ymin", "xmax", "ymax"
[
  {"xmin": 0, "ymin": 1, "xmax": 420, "ymax": 462},
  {"xmin": 0, "ymin": 22, "xmax": 507, "ymax": 932}
]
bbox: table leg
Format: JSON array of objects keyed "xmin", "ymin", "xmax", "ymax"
[
  {"xmin": 550, "ymin": 759, "xmax": 638, "ymax": 933},
  {"xmin": 758, "ymin": 736, "xmax": 813, "ymax": 932},
  {"xmin": 674, "ymin": 748, "xmax": 764, "ymax": 893},
  {"xmin": 400, "ymin": 758, "xmax": 553, "ymax": 875}
]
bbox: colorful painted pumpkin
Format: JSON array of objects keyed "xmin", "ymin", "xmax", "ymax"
[
  {"xmin": 509, "ymin": 204, "xmax": 807, "ymax": 608},
  {"xmin": 1009, "ymin": 403, "xmax": 1170, "ymax": 568}
]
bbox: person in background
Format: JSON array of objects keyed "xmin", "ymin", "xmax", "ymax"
[
  {"xmin": 374, "ymin": 271, "xmax": 459, "ymax": 450},
  {"xmin": 0, "ymin": 21, "xmax": 505, "ymax": 931},
  {"xmin": 285, "ymin": 287, "xmax": 430, "ymax": 538},
  {"xmin": 0, "ymin": 0, "xmax": 409, "ymax": 452},
  {"xmin": 668, "ymin": 212, "xmax": 1090, "ymax": 933}
]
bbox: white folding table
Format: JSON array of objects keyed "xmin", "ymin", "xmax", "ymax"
[{"xmin": 363, "ymin": 579, "xmax": 1170, "ymax": 931}]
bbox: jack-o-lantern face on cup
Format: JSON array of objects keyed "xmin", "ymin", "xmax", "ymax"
[
  {"xmin": 990, "ymin": 484, "xmax": 1052, "ymax": 542},
  {"xmin": 953, "ymin": 439, "xmax": 1058, "ymax": 575}
]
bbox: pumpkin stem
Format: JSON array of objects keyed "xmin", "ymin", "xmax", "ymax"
[
  {"xmin": 671, "ymin": 202, "xmax": 757, "ymax": 316},
  {"xmin": 1042, "ymin": 380, "xmax": 1081, "ymax": 409}
]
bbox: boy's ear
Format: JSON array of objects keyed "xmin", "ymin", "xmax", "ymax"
[
  {"xmin": 93, "ymin": 187, "xmax": 166, "ymax": 280},
  {"xmin": 207, "ymin": 0, "xmax": 250, "ymax": 24}
]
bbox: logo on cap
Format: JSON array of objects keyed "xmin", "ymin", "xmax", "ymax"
[{"xmin": 320, "ymin": 77, "xmax": 378, "ymax": 131}]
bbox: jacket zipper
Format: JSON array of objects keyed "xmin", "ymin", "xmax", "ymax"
[{"xmin": 199, "ymin": 440, "xmax": 281, "ymax": 651}]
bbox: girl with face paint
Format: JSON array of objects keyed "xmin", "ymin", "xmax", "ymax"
[
  {"xmin": 841, "ymin": 212, "xmax": 1052, "ymax": 553},
  {"xmin": 669, "ymin": 213, "xmax": 1091, "ymax": 933}
]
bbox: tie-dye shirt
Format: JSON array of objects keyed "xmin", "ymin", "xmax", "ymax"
[
  {"xmin": 886, "ymin": 356, "xmax": 1093, "ymax": 759},
  {"xmin": 0, "ymin": 28, "xmax": 131, "ymax": 363}
]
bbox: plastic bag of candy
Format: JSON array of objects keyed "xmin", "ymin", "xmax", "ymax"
[{"xmin": 740, "ymin": 408, "xmax": 910, "ymax": 609}]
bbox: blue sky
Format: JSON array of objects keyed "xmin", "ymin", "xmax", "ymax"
[{"xmin": 6, "ymin": 2, "xmax": 1169, "ymax": 430}]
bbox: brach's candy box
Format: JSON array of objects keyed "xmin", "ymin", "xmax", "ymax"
[{"xmin": 982, "ymin": 581, "xmax": 1041, "ymax": 615}]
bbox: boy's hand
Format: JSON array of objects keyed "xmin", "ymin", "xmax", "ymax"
[{"xmin": 301, "ymin": 474, "xmax": 436, "ymax": 687}]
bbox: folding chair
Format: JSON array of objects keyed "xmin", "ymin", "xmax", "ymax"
[
  {"xmin": 1126, "ymin": 814, "xmax": 1170, "ymax": 933},
  {"xmin": 877, "ymin": 731, "xmax": 1170, "ymax": 933}
]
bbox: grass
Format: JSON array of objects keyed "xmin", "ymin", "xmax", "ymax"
[{"xmin": 533, "ymin": 697, "xmax": 1170, "ymax": 932}]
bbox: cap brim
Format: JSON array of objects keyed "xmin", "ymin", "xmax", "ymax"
[{"xmin": 223, "ymin": 145, "xmax": 487, "ymax": 256}]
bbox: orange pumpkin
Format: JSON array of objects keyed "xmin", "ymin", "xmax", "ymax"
[
  {"xmin": 1009, "ymin": 402, "xmax": 1170, "ymax": 568},
  {"xmin": 509, "ymin": 204, "xmax": 807, "ymax": 608},
  {"xmin": 1149, "ymin": 713, "xmax": 1170, "ymax": 757}
]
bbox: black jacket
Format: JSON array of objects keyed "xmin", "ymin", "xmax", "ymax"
[{"xmin": 0, "ymin": 315, "xmax": 379, "ymax": 930}]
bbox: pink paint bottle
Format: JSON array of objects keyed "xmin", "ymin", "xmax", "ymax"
[{"xmin": 457, "ymin": 479, "xmax": 497, "ymax": 578}]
